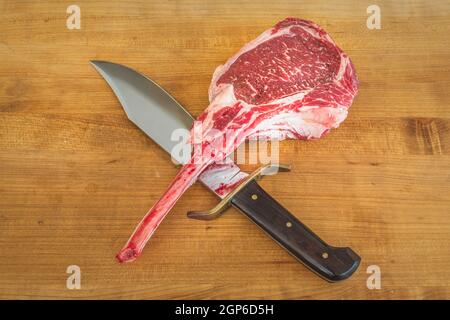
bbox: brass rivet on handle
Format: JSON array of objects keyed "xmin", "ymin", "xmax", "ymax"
[
  {"xmin": 251, "ymin": 194, "xmax": 258, "ymax": 200},
  {"xmin": 322, "ymin": 252, "xmax": 329, "ymax": 259},
  {"xmin": 286, "ymin": 222, "xmax": 292, "ymax": 228}
]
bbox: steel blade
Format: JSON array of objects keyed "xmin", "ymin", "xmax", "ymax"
[
  {"xmin": 91, "ymin": 60, "xmax": 248, "ymax": 198},
  {"xmin": 91, "ymin": 60, "xmax": 193, "ymax": 163}
]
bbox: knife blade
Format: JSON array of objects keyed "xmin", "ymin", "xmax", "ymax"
[
  {"xmin": 91, "ymin": 60, "xmax": 360, "ymax": 281},
  {"xmin": 90, "ymin": 60, "xmax": 248, "ymax": 198}
]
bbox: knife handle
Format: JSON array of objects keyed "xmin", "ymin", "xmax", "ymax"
[{"xmin": 230, "ymin": 180, "xmax": 360, "ymax": 282}]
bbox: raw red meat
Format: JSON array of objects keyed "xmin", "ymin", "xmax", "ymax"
[{"xmin": 117, "ymin": 17, "xmax": 359, "ymax": 263}]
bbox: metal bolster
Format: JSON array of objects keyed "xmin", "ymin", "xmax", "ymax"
[{"xmin": 187, "ymin": 163, "xmax": 291, "ymax": 221}]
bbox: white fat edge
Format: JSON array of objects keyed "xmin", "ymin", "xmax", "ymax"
[
  {"xmin": 335, "ymin": 53, "xmax": 349, "ymax": 82},
  {"xmin": 250, "ymin": 111, "xmax": 323, "ymax": 140},
  {"xmin": 214, "ymin": 91, "xmax": 314, "ymax": 131},
  {"xmin": 247, "ymin": 128, "xmax": 299, "ymax": 140},
  {"xmin": 333, "ymin": 54, "xmax": 359, "ymax": 100},
  {"xmin": 211, "ymin": 83, "xmax": 238, "ymax": 106},
  {"xmin": 208, "ymin": 65, "xmax": 225, "ymax": 102},
  {"xmin": 298, "ymin": 22, "xmax": 326, "ymax": 41},
  {"xmin": 249, "ymin": 106, "xmax": 348, "ymax": 140}
]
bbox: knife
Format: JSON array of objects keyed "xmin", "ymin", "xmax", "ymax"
[{"xmin": 91, "ymin": 60, "xmax": 360, "ymax": 282}]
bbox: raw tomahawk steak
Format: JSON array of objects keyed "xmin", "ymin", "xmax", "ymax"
[{"xmin": 117, "ymin": 17, "xmax": 359, "ymax": 262}]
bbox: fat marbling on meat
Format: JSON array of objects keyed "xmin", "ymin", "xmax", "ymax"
[{"xmin": 116, "ymin": 17, "xmax": 359, "ymax": 263}]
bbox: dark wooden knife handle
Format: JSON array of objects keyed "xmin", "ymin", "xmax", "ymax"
[{"xmin": 230, "ymin": 180, "xmax": 360, "ymax": 282}]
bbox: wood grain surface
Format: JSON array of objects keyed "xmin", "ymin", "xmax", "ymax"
[{"xmin": 1, "ymin": 0, "xmax": 449, "ymax": 299}]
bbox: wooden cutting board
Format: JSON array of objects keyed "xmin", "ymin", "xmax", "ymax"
[{"xmin": 1, "ymin": 0, "xmax": 449, "ymax": 299}]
